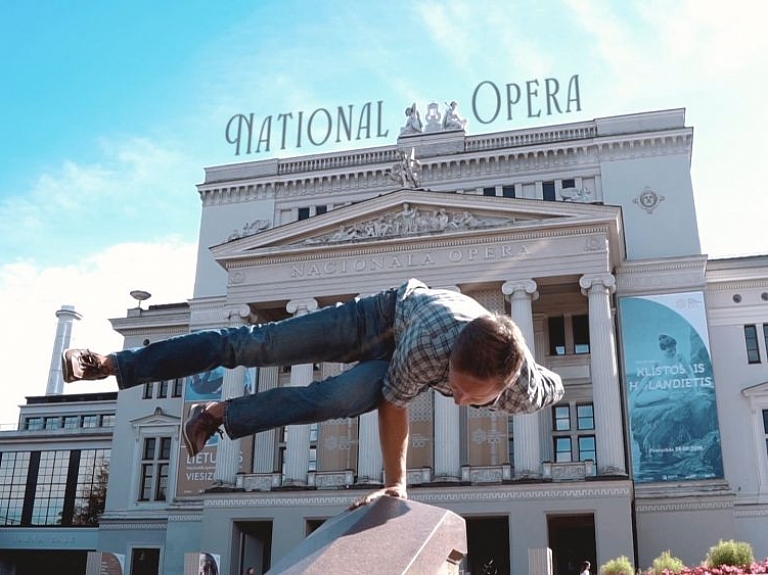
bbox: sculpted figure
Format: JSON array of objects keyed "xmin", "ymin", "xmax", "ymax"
[
  {"xmin": 442, "ymin": 101, "xmax": 467, "ymax": 131},
  {"xmin": 400, "ymin": 103, "xmax": 422, "ymax": 135}
]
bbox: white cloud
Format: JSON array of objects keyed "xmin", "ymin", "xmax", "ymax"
[
  {"xmin": 0, "ymin": 136, "xmax": 201, "ymax": 266},
  {"xmin": 0, "ymin": 239, "xmax": 196, "ymax": 428}
]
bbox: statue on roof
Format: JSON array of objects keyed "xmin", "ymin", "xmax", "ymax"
[
  {"xmin": 387, "ymin": 148, "xmax": 421, "ymax": 188},
  {"xmin": 442, "ymin": 101, "xmax": 467, "ymax": 131},
  {"xmin": 400, "ymin": 103, "xmax": 423, "ymax": 136}
]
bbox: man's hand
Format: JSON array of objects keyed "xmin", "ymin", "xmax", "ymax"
[{"xmin": 348, "ymin": 484, "xmax": 407, "ymax": 510}]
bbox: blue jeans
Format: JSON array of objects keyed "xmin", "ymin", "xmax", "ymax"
[{"xmin": 112, "ymin": 288, "xmax": 398, "ymax": 439}]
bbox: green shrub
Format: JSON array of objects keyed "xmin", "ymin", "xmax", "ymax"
[
  {"xmin": 705, "ymin": 539, "xmax": 754, "ymax": 567},
  {"xmin": 600, "ymin": 555, "xmax": 634, "ymax": 575},
  {"xmin": 648, "ymin": 550, "xmax": 685, "ymax": 574}
]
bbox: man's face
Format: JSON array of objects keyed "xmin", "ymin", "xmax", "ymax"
[{"xmin": 448, "ymin": 366, "xmax": 502, "ymax": 407}]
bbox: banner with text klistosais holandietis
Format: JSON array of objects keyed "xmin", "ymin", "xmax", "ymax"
[{"xmin": 618, "ymin": 291, "xmax": 724, "ymax": 483}]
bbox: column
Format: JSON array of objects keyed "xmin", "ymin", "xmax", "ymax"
[
  {"xmin": 253, "ymin": 366, "xmax": 279, "ymax": 473},
  {"xmin": 46, "ymin": 305, "xmax": 82, "ymax": 396},
  {"xmin": 213, "ymin": 304, "xmax": 251, "ymax": 487},
  {"xmin": 282, "ymin": 298, "xmax": 318, "ymax": 486},
  {"xmin": 433, "ymin": 285, "xmax": 461, "ymax": 482},
  {"xmin": 356, "ymin": 410, "xmax": 383, "ymax": 484},
  {"xmin": 579, "ymin": 273, "xmax": 626, "ymax": 475},
  {"xmin": 502, "ymin": 279, "xmax": 541, "ymax": 479},
  {"xmin": 433, "ymin": 394, "xmax": 461, "ymax": 482}
]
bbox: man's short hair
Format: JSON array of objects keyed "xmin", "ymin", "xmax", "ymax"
[{"xmin": 450, "ymin": 314, "xmax": 526, "ymax": 389}]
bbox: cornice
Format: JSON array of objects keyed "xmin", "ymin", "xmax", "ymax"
[
  {"xmin": 616, "ymin": 256, "xmax": 707, "ymax": 294},
  {"xmin": 204, "ymin": 483, "xmax": 632, "ymax": 508},
  {"xmin": 734, "ymin": 505, "xmax": 768, "ymax": 518},
  {"xmin": 636, "ymin": 500, "xmax": 734, "ymax": 513},
  {"xmin": 197, "ymin": 128, "xmax": 691, "ymax": 206},
  {"xmin": 98, "ymin": 522, "xmax": 168, "ymax": 530}
]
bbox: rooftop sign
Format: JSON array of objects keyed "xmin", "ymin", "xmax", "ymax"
[{"xmin": 224, "ymin": 74, "xmax": 581, "ymax": 156}]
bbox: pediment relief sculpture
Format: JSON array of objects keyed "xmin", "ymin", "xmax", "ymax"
[
  {"xmin": 298, "ymin": 203, "xmax": 529, "ymax": 246},
  {"xmin": 228, "ymin": 218, "xmax": 270, "ymax": 241},
  {"xmin": 560, "ymin": 187, "xmax": 594, "ymax": 203}
]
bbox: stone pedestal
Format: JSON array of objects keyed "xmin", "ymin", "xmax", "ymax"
[{"xmin": 266, "ymin": 497, "xmax": 467, "ymax": 574}]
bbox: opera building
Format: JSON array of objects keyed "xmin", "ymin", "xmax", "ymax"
[{"xmin": 1, "ymin": 106, "xmax": 767, "ymax": 575}]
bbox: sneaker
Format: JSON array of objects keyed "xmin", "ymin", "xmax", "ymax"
[
  {"xmin": 182, "ymin": 403, "xmax": 224, "ymax": 457},
  {"xmin": 61, "ymin": 349, "xmax": 111, "ymax": 383}
]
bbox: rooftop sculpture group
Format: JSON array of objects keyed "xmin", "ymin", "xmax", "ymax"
[{"xmin": 400, "ymin": 100, "xmax": 467, "ymax": 136}]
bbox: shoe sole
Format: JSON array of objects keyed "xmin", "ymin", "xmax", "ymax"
[
  {"xmin": 60, "ymin": 351, "xmax": 75, "ymax": 383},
  {"xmin": 182, "ymin": 404, "xmax": 205, "ymax": 456}
]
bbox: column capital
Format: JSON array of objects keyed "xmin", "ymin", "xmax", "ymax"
[
  {"xmin": 501, "ymin": 279, "xmax": 539, "ymax": 300},
  {"xmin": 579, "ymin": 273, "xmax": 616, "ymax": 296},
  {"xmin": 287, "ymin": 298, "xmax": 318, "ymax": 316},
  {"xmin": 223, "ymin": 304, "xmax": 251, "ymax": 323}
]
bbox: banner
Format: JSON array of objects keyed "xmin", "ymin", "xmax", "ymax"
[
  {"xmin": 176, "ymin": 367, "xmax": 255, "ymax": 495},
  {"xmin": 619, "ymin": 292, "xmax": 723, "ymax": 483}
]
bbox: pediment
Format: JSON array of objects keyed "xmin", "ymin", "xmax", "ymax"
[
  {"xmin": 130, "ymin": 407, "xmax": 180, "ymax": 428},
  {"xmin": 211, "ymin": 188, "xmax": 623, "ymax": 260},
  {"xmin": 742, "ymin": 381, "xmax": 768, "ymax": 398}
]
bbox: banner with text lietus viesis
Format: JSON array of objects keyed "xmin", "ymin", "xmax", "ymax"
[{"xmin": 176, "ymin": 367, "xmax": 255, "ymax": 495}]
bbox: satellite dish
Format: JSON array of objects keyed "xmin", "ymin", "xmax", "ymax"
[{"xmin": 130, "ymin": 290, "xmax": 152, "ymax": 309}]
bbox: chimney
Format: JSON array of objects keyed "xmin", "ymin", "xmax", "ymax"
[{"xmin": 46, "ymin": 305, "xmax": 82, "ymax": 395}]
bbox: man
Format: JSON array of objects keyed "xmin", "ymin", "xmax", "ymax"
[{"xmin": 63, "ymin": 279, "xmax": 563, "ymax": 506}]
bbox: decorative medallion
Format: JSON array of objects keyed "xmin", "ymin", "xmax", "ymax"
[{"xmin": 633, "ymin": 186, "xmax": 665, "ymax": 214}]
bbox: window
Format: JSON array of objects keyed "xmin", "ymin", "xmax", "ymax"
[
  {"xmin": 63, "ymin": 416, "xmax": 79, "ymax": 429},
  {"xmin": 156, "ymin": 380, "xmax": 169, "ymax": 399},
  {"xmin": 552, "ymin": 402, "xmax": 596, "ymax": 466},
  {"xmin": 578, "ymin": 436, "xmax": 596, "ymax": 462},
  {"xmin": 44, "ymin": 417, "xmax": 60, "ymax": 430},
  {"xmin": 100, "ymin": 414, "xmax": 115, "ymax": 427},
  {"xmin": 764, "ymin": 324, "xmax": 768, "ymax": 360},
  {"xmin": 549, "ymin": 316, "xmax": 566, "ymax": 355},
  {"xmin": 543, "ymin": 181, "xmax": 556, "ymax": 201},
  {"xmin": 502, "ymin": 185, "xmax": 515, "ymax": 198},
  {"xmin": 763, "ymin": 409, "xmax": 768, "ymax": 459},
  {"xmin": 139, "ymin": 437, "xmax": 171, "ymax": 502},
  {"xmin": 577, "ymin": 404, "xmax": 594, "ymax": 430},
  {"xmin": 745, "ymin": 325, "xmax": 761, "ymax": 363},
  {"xmin": 483, "ymin": 186, "xmax": 496, "ymax": 196},
  {"xmin": 82, "ymin": 415, "xmax": 99, "ymax": 428},
  {"xmin": 24, "ymin": 417, "xmax": 43, "ymax": 431},
  {"xmin": 298, "ymin": 207, "xmax": 310, "ymax": 220},
  {"xmin": 549, "ymin": 314, "xmax": 589, "ymax": 355},
  {"xmin": 573, "ymin": 314, "xmax": 590, "ymax": 354},
  {"xmin": 73, "ymin": 449, "xmax": 110, "ymax": 526},
  {"xmin": 562, "ymin": 178, "xmax": 576, "ymax": 189},
  {"xmin": 0, "ymin": 451, "xmax": 30, "ymax": 526},
  {"xmin": 32, "ymin": 450, "xmax": 70, "ymax": 525},
  {"xmin": 172, "ymin": 378, "xmax": 184, "ymax": 398},
  {"xmin": 143, "ymin": 383, "xmax": 154, "ymax": 399},
  {"xmin": 316, "ymin": 205, "xmax": 328, "ymax": 215},
  {"xmin": 553, "ymin": 405, "xmax": 571, "ymax": 431},
  {"xmin": 554, "ymin": 437, "xmax": 572, "ymax": 462}
]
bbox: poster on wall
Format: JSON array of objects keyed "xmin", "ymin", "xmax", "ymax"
[
  {"xmin": 176, "ymin": 367, "xmax": 255, "ymax": 495},
  {"xmin": 618, "ymin": 291, "xmax": 724, "ymax": 483}
]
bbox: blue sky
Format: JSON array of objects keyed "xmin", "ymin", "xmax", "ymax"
[{"xmin": 1, "ymin": 0, "xmax": 766, "ymax": 425}]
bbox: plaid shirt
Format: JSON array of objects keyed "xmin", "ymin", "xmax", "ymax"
[{"xmin": 382, "ymin": 279, "xmax": 563, "ymax": 414}]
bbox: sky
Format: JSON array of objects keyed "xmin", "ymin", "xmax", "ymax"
[{"xmin": 1, "ymin": 0, "xmax": 767, "ymax": 427}]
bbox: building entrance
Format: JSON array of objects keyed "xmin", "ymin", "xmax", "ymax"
[
  {"xmin": 234, "ymin": 520, "xmax": 273, "ymax": 575},
  {"xmin": 464, "ymin": 516, "xmax": 510, "ymax": 575},
  {"xmin": 547, "ymin": 514, "xmax": 596, "ymax": 575}
]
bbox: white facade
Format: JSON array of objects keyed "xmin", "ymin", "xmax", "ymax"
[{"xmin": 3, "ymin": 108, "xmax": 767, "ymax": 575}]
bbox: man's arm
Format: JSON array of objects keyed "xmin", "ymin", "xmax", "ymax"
[{"xmin": 349, "ymin": 398, "xmax": 409, "ymax": 508}]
